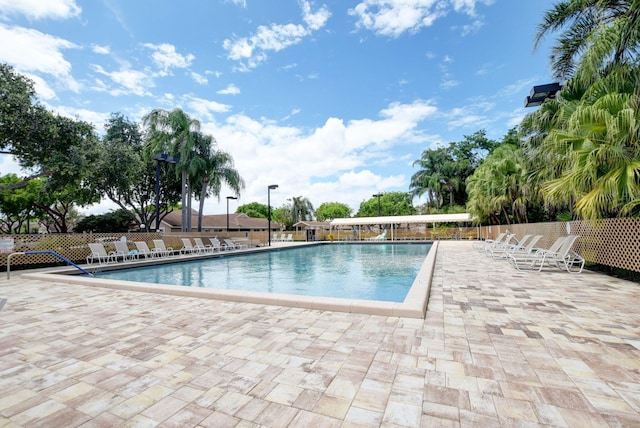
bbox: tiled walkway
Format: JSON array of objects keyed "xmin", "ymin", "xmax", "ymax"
[{"xmin": 0, "ymin": 241, "xmax": 639, "ymax": 427}]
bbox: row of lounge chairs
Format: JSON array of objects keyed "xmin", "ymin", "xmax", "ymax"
[
  {"xmin": 86, "ymin": 237, "xmax": 249, "ymax": 265},
  {"xmin": 474, "ymin": 232, "xmax": 585, "ymax": 273},
  {"xmin": 272, "ymin": 233, "xmax": 293, "ymax": 242}
]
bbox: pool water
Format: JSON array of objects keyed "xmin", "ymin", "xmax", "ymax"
[{"xmin": 95, "ymin": 243, "xmax": 432, "ymax": 302}]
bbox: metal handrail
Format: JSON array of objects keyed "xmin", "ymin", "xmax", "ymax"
[{"xmin": 7, "ymin": 251, "xmax": 93, "ymax": 279}]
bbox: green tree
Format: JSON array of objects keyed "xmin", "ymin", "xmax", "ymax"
[
  {"xmin": 315, "ymin": 202, "xmax": 352, "ymax": 220},
  {"xmin": 189, "ymin": 132, "xmax": 245, "ymax": 231},
  {"xmin": 0, "ymin": 174, "xmax": 41, "ymax": 233},
  {"xmin": 143, "ymin": 108, "xmax": 201, "ymax": 231},
  {"xmin": 74, "ymin": 209, "xmax": 134, "ymax": 233},
  {"xmin": 356, "ymin": 192, "xmax": 415, "ymax": 217},
  {"xmin": 410, "ymin": 131, "xmax": 498, "ymax": 210},
  {"xmin": 93, "ymin": 113, "xmax": 182, "ymax": 230},
  {"xmin": 535, "ymin": 0, "xmax": 640, "ymax": 81},
  {"xmin": 237, "ymin": 202, "xmax": 268, "ymax": 218}
]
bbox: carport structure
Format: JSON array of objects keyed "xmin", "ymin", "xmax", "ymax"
[{"xmin": 329, "ymin": 213, "xmax": 472, "ymax": 241}]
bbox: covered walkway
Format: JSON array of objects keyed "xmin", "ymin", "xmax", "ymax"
[{"xmin": 330, "ymin": 213, "xmax": 472, "ymax": 241}]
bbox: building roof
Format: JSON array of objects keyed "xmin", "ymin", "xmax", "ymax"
[
  {"xmin": 293, "ymin": 220, "xmax": 331, "ymax": 229},
  {"xmin": 161, "ymin": 210, "xmax": 282, "ymax": 230},
  {"xmin": 330, "ymin": 213, "xmax": 472, "ymax": 227}
]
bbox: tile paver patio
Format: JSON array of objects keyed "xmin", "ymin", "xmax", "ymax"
[{"xmin": 0, "ymin": 240, "xmax": 639, "ymax": 427}]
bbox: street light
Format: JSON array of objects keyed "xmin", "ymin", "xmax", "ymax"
[
  {"xmin": 152, "ymin": 153, "xmax": 179, "ymax": 232},
  {"xmin": 372, "ymin": 193, "xmax": 382, "ymax": 217},
  {"xmin": 226, "ymin": 196, "xmax": 238, "ymax": 232},
  {"xmin": 267, "ymin": 184, "xmax": 279, "ymax": 246},
  {"xmin": 524, "ymin": 82, "xmax": 562, "ymax": 107}
]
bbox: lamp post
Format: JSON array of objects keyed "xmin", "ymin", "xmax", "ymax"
[
  {"xmin": 152, "ymin": 153, "xmax": 180, "ymax": 232},
  {"xmin": 524, "ymin": 82, "xmax": 561, "ymax": 107},
  {"xmin": 372, "ymin": 193, "xmax": 382, "ymax": 217},
  {"xmin": 267, "ymin": 184, "xmax": 278, "ymax": 246},
  {"xmin": 226, "ymin": 196, "xmax": 237, "ymax": 233}
]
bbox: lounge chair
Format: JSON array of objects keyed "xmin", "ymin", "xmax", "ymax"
[
  {"xmin": 483, "ymin": 233, "xmax": 517, "ymax": 256},
  {"xmin": 113, "ymin": 240, "xmax": 138, "ymax": 262},
  {"xmin": 134, "ymin": 241, "xmax": 156, "ymax": 259},
  {"xmin": 508, "ymin": 235, "xmax": 585, "ymax": 273},
  {"xmin": 366, "ymin": 231, "xmax": 387, "ymax": 241},
  {"xmin": 485, "ymin": 235, "xmax": 541, "ymax": 259},
  {"xmin": 506, "ymin": 235, "xmax": 543, "ymax": 257},
  {"xmin": 180, "ymin": 238, "xmax": 197, "ymax": 254},
  {"xmin": 473, "ymin": 232, "xmax": 508, "ymax": 251},
  {"xmin": 193, "ymin": 237, "xmax": 215, "ymax": 253},
  {"xmin": 223, "ymin": 239, "xmax": 247, "ymax": 251},
  {"xmin": 272, "ymin": 233, "xmax": 280, "ymax": 242},
  {"xmin": 87, "ymin": 242, "xmax": 116, "ymax": 265},
  {"xmin": 152, "ymin": 239, "xmax": 174, "ymax": 257},
  {"xmin": 285, "ymin": 233, "xmax": 293, "ymax": 242},
  {"xmin": 208, "ymin": 237, "xmax": 222, "ymax": 252}
]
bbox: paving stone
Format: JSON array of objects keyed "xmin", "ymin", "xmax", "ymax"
[{"xmin": 1, "ymin": 241, "xmax": 640, "ymax": 426}]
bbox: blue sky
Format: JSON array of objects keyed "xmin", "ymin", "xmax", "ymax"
[{"xmin": 0, "ymin": 0, "xmax": 557, "ymax": 215}]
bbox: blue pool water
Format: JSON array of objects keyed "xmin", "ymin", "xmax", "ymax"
[{"xmin": 95, "ymin": 243, "xmax": 432, "ymax": 302}]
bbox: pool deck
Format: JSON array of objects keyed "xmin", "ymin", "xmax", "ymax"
[{"xmin": 0, "ymin": 240, "xmax": 639, "ymax": 427}]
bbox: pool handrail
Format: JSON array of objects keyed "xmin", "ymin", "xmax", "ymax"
[{"xmin": 7, "ymin": 251, "xmax": 93, "ymax": 279}]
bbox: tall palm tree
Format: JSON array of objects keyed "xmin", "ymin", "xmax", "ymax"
[
  {"xmin": 535, "ymin": 0, "xmax": 640, "ymax": 81},
  {"xmin": 190, "ymin": 132, "xmax": 245, "ymax": 231},
  {"xmin": 143, "ymin": 108, "xmax": 201, "ymax": 231},
  {"xmin": 540, "ymin": 67, "xmax": 640, "ymax": 220}
]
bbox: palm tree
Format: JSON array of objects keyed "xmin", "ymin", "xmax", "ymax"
[
  {"xmin": 190, "ymin": 132, "xmax": 245, "ymax": 231},
  {"xmin": 143, "ymin": 108, "xmax": 201, "ymax": 231},
  {"xmin": 535, "ymin": 0, "xmax": 640, "ymax": 81},
  {"xmin": 539, "ymin": 67, "xmax": 640, "ymax": 220},
  {"xmin": 290, "ymin": 196, "xmax": 314, "ymax": 223}
]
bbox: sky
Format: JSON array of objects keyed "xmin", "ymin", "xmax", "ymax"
[{"xmin": 0, "ymin": 0, "xmax": 558, "ymax": 216}]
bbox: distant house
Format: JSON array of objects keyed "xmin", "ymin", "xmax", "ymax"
[
  {"xmin": 292, "ymin": 220, "xmax": 331, "ymax": 231},
  {"xmin": 159, "ymin": 210, "xmax": 282, "ymax": 234}
]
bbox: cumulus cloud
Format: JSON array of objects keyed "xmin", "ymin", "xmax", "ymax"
[
  {"xmin": 217, "ymin": 84, "xmax": 240, "ymax": 95},
  {"xmin": 91, "ymin": 44, "xmax": 110, "ymax": 55},
  {"xmin": 184, "ymin": 95, "xmax": 232, "ymax": 121},
  {"xmin": 0, "ymin": 23, "xmax": 81, "ymax": 95},
  {"xmin": 349, "ymin": 0, "xmax": 491, "ymax": 37},
  {"xmin": 190, "ymin": 71, "xmax": 208, "ymax": 85},
  {"xmin": 223, "ymin": 0, "xmax": 330, "ymax": 70},
  {"xmin": 200, "ymin": 99, "xmax": 436, "ymax": 211},
  {"xmin": 91, "ymin": 64, "xmax": 154, "ymax": 96},
  {"xmin": 0, "ymin": 0, "xmax": 81, "ymax": 21},
  {"xmin": 143, "ymin": 43, "xmax": 195, "ymax": 75}
]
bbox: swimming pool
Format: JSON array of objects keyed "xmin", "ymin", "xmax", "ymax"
[{"xmin": 94, "ymin": 243, "xmax": 432, "ymax": 303}]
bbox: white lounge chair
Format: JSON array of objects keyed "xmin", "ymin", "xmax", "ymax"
[
  {"xmin": 180, "ymin": 238, "xmax": 197, "ymax": 254},
  {"xmin": 193, "ymin": 237, "xmax": 214, "ymax": 253},
  {"xmin": 487, "ymin": 234, "xmax": 537, "ymax": 259},
  {"xmin": 508, "ymin": 235, "xmax": 584, "ymax": 273},
  {"xmin": 366, "ymin": 231, "xmax": 387, "ymax": 241},
  {"xmin": 473, "ymin": 232, "xmax": 508, "ymax": 251},
  {"xmin": 113, "ymin": 240, "xmax": 137, "ymax": 262},
  {"xmin": 86, "ymin": 242, "xmax": 116, "ymax": 264},
  {"xmin": 208, "ymin": 237, "xmax": 222, "ymax": 252},
  {"xmin": 152, "ymin": 239, "xmax": 174, "ymax": 257},
  {"xmin": 285, "ymin": 234, "xmax": 293, "ymax": 242},
  {"xmin": 134, "ymin": 241, "xmax": 156, "ymax": 259}
]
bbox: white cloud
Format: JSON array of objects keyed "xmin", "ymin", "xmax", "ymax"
[
  {"xmin": 0, "ymin": 23, "xmax": 81, "ymax": 96},
  {"xmin": 349, "ymin": 0, "xmax": 490, "ymax": 38},
  {"xmin": 223, "ymin": 1, "xmax": 330, "ymax": 70},
  {"xmin": 196, "ymin": 99, "xmax": 436, "ymax": 213},
  {"xmin": 91, "ymin": 44, "xmax": 110, "ymax": 55},
  {"xmin": 184, "ymin": 95, "xmax": 232, "ymax": 120},
  {"xmin": 143, "ymin": 43, "xmax": 195, "ymax": 75},
  {"xmin": 0, "ymin": 0, "xmax": 81, "ymax": 21},
  {"xmin": 91, "ymin": 64, "xmax": 154, "ymax": 96},
  {"xmin": 217, "ymin": 84, "xmax": 240, "ymax": 95},
  {"xmin": 190, "ymin": 71, "xmax": 208, "ymax": 85}
]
